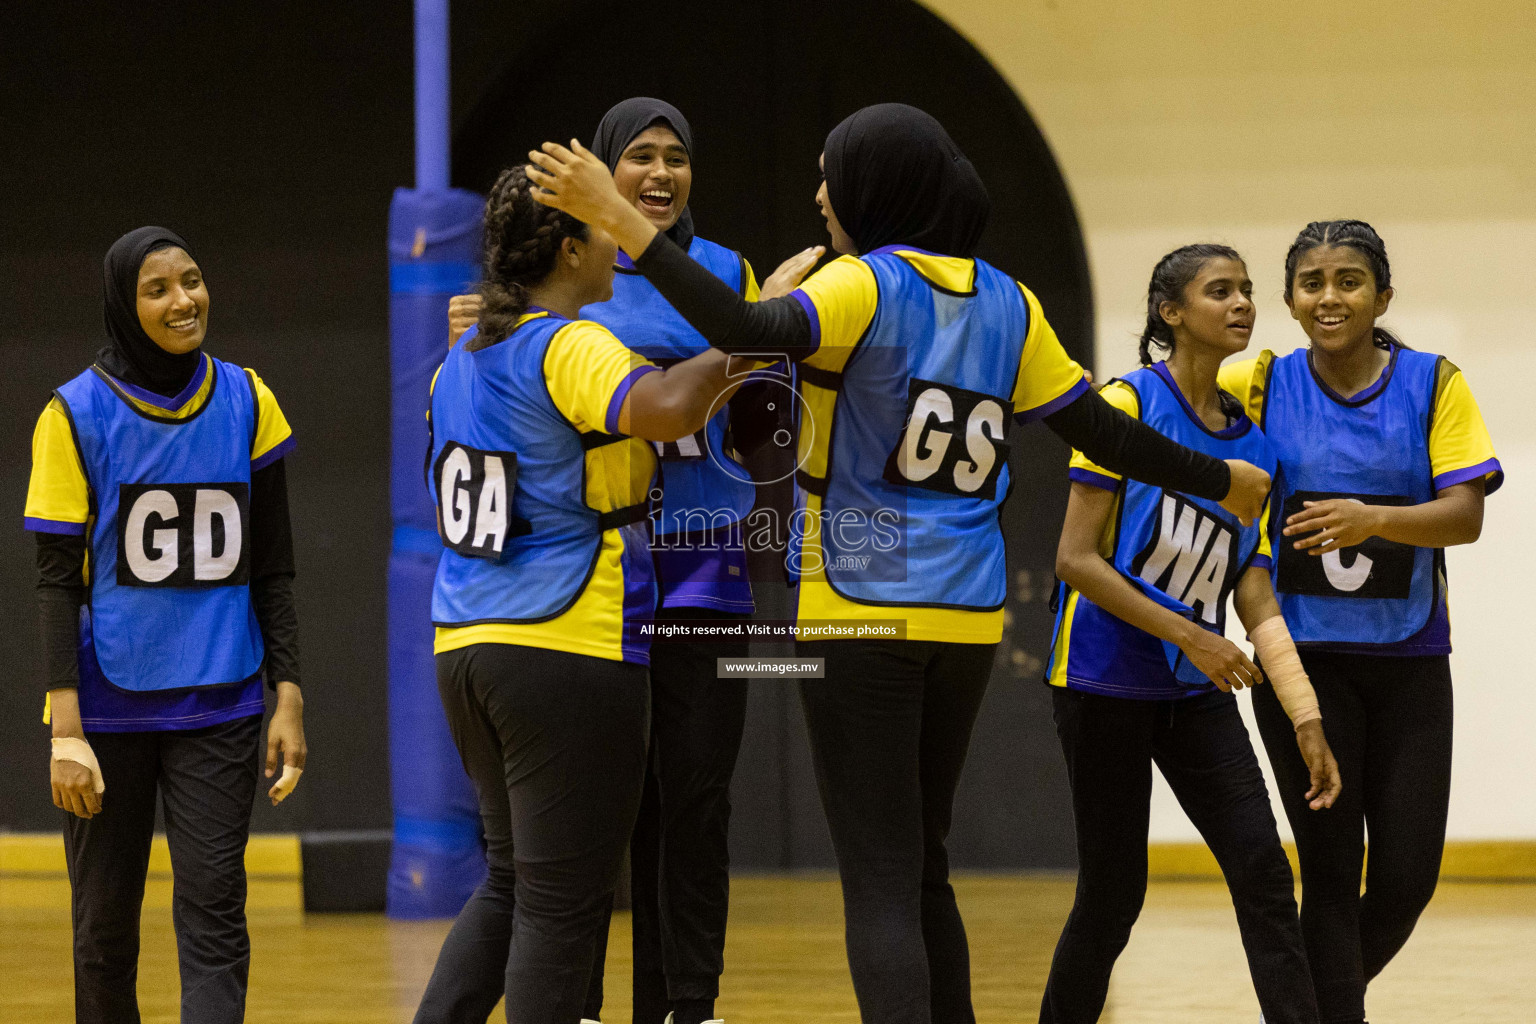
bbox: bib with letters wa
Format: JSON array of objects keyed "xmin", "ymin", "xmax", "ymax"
[
  {"xmin": 57, "ymin": 359, "xmax": 264, "ymax": 693},
  {"xmin": 1263, "ymin": 345, "xmax": 1440, "ymax": 646},
  {"xmin": 429, "ymin": 314, "xmax": 657, "ymax": 632},
  {"xmin": 583, "ymin": 237, "xmax": 756, "ymax": 537},
  {"xmin": 1048, "ymin": 364, "xmax": 1277, "ymax": 696},
  {"xmin": 811, "ymin": 249, "xmax": 1027, "ymax": 610}
]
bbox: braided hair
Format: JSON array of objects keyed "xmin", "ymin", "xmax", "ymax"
[
  {"xmin": 1139, "ymin": 243, "xmax": 1243, "ymax": 366},
  {"xmin": 1283, "ymin": 219, "xmax": 1402, "ymax": 350},
  {"xmin": 471, "ymin": 164, "xmax": 590, "ymax": 351}
]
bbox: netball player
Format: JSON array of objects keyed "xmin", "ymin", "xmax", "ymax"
[
  {"xmin": 441, "ymin": 97, "xmax": 817, "ymax": 1024},
  {"xmin": 1040, "ymin": 244, "xmax": 1342, "ymax": 1024},
  {"xmin": 25, "ymin": 226, "xmax": 306, "ymax": 1024},
  {"xmin": 411, "ymin": 164, "xmax": 767, "ymax": 1024},
  {"xmin": 1218, "ymin": 221, "xmax": 1501, "ymax": 1024},
  {"xmin": 525, "ymin": 104, "xmax": 1272, "ymax": 1024}
]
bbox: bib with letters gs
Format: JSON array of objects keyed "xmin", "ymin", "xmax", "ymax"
[
  {"xmin": 57, "ymin": 359, "xmax": 264, "ymax": 693},
  {"xmin": 806, "ymin": 248, "xmax": 1027, "ymax": 609}
]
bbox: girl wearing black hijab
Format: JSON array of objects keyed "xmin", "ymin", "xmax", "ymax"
[
  {"xmin": 25, "ymin": 226, "xmax": 307, "ymax": 1024},
  {"xmin": 435, "ymin": 100, "xmax": 813, "ymax": 1024},
  {"xmin": 527, "ymin": 105, "xmax": 1270, "ymax": 1023}
]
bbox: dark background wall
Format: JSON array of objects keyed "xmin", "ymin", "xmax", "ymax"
[{"xmin": 1, "ymin": 1, "xmax": 1089, "ymax": 870}]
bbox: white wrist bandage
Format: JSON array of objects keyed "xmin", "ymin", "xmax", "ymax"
[
  {"xmin": 1249, "ymin": 615, "xmax": 1322, "ymax": 730},
  {"xmin": 51, "ymin": 737, "xmax": 105, "ymax": 794},
  {"xmin": 270, "ymin": 765, "xmax": 303, "ymax": 804}
]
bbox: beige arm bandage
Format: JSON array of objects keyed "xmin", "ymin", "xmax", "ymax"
[
  {"xmin": 1249, "ymin": 616, "xmax": 1321, "ymax": 730},
  {"xmin": 51, "ymin": 737, "xmax": 105, "ymax": 794},
  {"xmin": 269, "ymin": 765, "xmax": 303, "ymax": 804}
]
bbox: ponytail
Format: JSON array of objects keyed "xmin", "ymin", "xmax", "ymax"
[
  {"xmin": 474, "ymin": 164, "xmax": 590, "ymax": 350},
  {"xmin": 1140, "ymin": 244, "xmax": 1243, "ymax": 365}
]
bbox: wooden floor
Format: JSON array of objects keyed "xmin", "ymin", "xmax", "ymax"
[{"xmin": 3, "ymin": 874, "xmax": 1533, "ymax": 1022}]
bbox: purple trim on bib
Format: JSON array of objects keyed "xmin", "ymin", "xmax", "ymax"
[
  {"xmin": 1017, "ymin": 375, "xmax": 1090, "ymax": 423},
  {"xmin": 251, "ymin": 434, "xmax": 296, "ymax": 471},
  {"xmin": 791, "ymin": 289, "xmax": 821, "ymax": 350},
  {"xmin": 110, "ymin": 354, "xmax": 210, "ymax": 412},
  {"xmin": 1433, "ymin": 457, "xmax": 1503, "ymax": 496},
  {"xmin": 1152, "ymin": 361, "xmax": 1250, "ymax": 439},
  {"xmin": 606, "ymin": 365, "xmax": 662, "ymax": 435},
  {"xmin": 1068, "ymin": 466, "xmax": 1119, "ymax": 492},
  {"xmin": 1304, "ymin": 594, "xmax": 1451, "ymax": 657},
  {"xmin": 655, "ymin": 523, "xmax": 754, "ymax": 612},
  {"xmin": 25, "ymin": 517, "xmax": 86, "ymax": 535},
  {"xmin": 78, "ymin": 633, "xmax": 267, "ymax": 732}
]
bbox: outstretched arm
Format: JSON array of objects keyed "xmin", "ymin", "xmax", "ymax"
[
  {"xmin": 1043, "ymin": 388, "xmax": 1268, "ymax": 524},
  {"xmin": 618, "ymin": 349, "xmax": 760, "ymax": 443}
]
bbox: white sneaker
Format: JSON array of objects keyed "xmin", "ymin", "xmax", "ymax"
[
  {"xmin": 581, "ymin": 1020, "xmax": 601, "ymax": 1023},
  {"xmin": 662, "ymin": 1014, "xmax": 724, "ymax": 1024}
]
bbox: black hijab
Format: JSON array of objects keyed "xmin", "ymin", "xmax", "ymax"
[
  {"xmin": 822, "ymin": 103, "xmax": 990, "ymax": 258},
  {"xmin": 591, "ymin": 97, "xmax": 696, "ymax": 253},
  {"xmin": 97, "ymin": 226, "xmax": 203, "ymax": 397}
]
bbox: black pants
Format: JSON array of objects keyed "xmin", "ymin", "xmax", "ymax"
[
  {"xmin": 1040, "ymin": 687, "xmax": 1316, "ymax": 1024},
  {"xmin": 587, "ymin": 609, "xmax": 751, "ymax": 1024},
  {"xmin": 64, "ymin": 713, "xmax": 262, "ymax": 1024},
  {"xmin": 413, "ymin": 644, "xmax": 649, "ymax": 1024},
  {"xmin": 796, "ymin": 639, "xmax": 994, "ymax": 1024},
  {"xmin": 1254, "ymin": 651, "xmax": 1453, "ymax": 1024}
]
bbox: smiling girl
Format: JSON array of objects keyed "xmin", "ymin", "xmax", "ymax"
[
  {"xmin": 1040, "ymin": 245, "xmax": 1339, "ymax": 1024},
  {"xmin": 445, "ymin": 98, "xmax": 815, "ymax": 1024},
  {"xmin": 24, "ymin": 226, "xmax": 307, "ymax": 1024},
  {"xmin": 1219, "ymin": 220, "xmax": 1502, "ymax": 1024}
]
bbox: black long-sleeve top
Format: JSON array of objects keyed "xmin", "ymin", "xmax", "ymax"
[
  {"xmin": 631, "ymin": 232, "xmax": 1232, "ymax": 501},
  {"xmin": 36, "ymin": 457, "xmax": 302, "ymax": 691}
]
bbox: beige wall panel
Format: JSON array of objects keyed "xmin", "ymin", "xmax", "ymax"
[{"xmin": 924, "ymin": 0, "xmax": 1536, "ymax": 839}]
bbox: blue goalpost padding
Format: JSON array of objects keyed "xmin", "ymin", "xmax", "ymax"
[{"xmin": 385, "ymin": 0, "xmax": 488, "ymax": 919}]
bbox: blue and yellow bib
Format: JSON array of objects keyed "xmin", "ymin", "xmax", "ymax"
[
  {"xmin": 584, "ymin": 237, "xmax": 757, "ymax": 611},
  {"xmin": 56, "ymin": 358, "xmax": 265, "ymax": 693},
  {"xmin": 786, "ymin": 247, "xmax": 1089, "ymax": 643},
  {"xmin": 1046, "ymin": 363, "xmax": 1277, "ymax": 698},
  {"xmin": 1261, "ymin": 345, "xmax": 1441, "ymax": 649},
  {"xmin": 801, "ymin": 248, "xmax": 1035, "ymax": 610},
  {"xmin": 429, "ymin": 312, "xmax": 659, "ymax": 663}
]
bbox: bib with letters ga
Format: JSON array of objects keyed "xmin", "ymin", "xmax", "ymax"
[{"xmin": 428, "ymin": 313, "xmax": 656, "ymax": 636}]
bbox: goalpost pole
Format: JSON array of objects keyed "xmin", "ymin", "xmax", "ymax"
[{"xmin": 384, "ymin": 0, "xmax": 487, "ymax": 919}]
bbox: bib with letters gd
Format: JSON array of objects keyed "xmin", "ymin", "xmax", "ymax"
[{"xmin": 56, "ymin": 359, "xmax": 264, "ymax": 693}]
